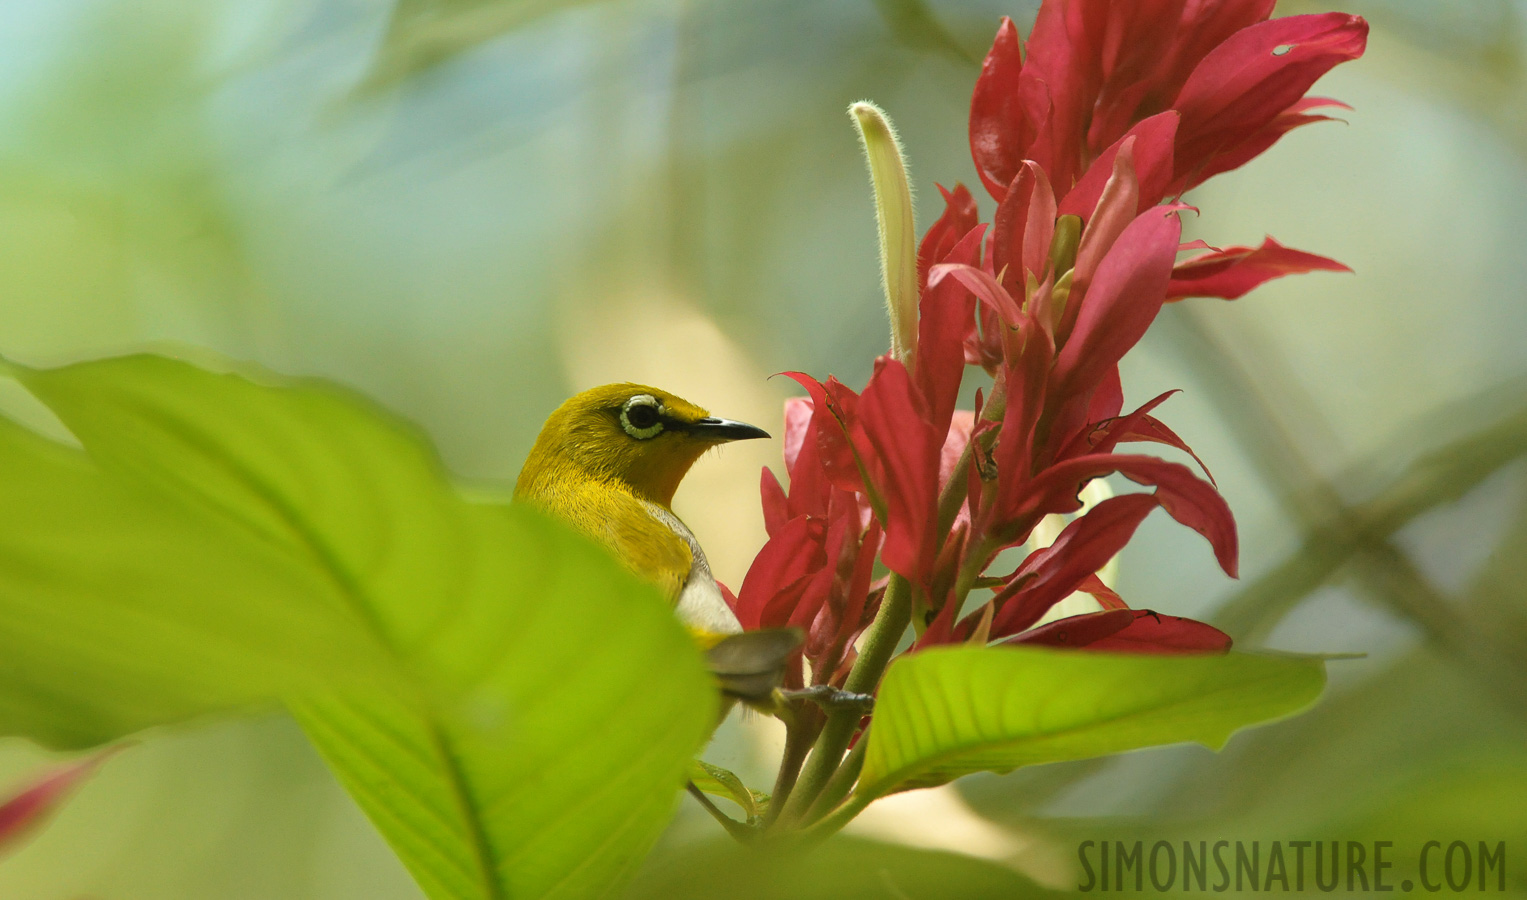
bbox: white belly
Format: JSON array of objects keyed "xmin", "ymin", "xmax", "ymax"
[{"xmin": 640, "ymin": 500, "xmax": 743, "ymax": 636}]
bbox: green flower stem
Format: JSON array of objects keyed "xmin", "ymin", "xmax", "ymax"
[
  {"xmin": 800, "ymin": 730, "xmax": 868, "ymax": 825},
  {"xmin": 773, "ymin": 572, "xmax": 912, "ymax": 829},
  {"xmin": 934, "ymin": 375, "xmax": 1008, "ymax": 538},
  {"xmin": 791, "ymin": 791, "xmax": 875, "ymax": 849},
  {"xmin": 763, "ymin": 709, "xmax": 818, "ymax": 827}
]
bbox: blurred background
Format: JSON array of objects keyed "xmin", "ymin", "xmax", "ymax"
[{"xmin": 0, "ymin": 0, "xmax": 1524, "ymax": 896}]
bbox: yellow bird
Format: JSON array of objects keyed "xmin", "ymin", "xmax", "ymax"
[{"xmin": 514, "ymin": 383, "xmax": 799, "ymax": 706}]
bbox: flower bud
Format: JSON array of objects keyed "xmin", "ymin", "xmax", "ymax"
[{"xmin": 850, "ymin": 101, "xmax": 918, "ymax": 370}]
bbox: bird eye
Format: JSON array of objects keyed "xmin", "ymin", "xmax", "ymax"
[{"xmin": 620, "ymin": 395, "xmax": 664, "ymax": 439}]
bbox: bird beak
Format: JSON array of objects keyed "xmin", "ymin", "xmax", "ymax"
[{"xmin": 686, "ymin": 417, "xmax": 770, "ymax": 442}]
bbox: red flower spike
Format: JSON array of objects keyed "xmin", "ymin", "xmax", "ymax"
[
  {"xmin": 970, "ymin": 17, "xmax": 1031, "ymax": 201},
  {"xmin": 1168, "ymin": 235, "xmax": 1352, "ymax": 300},
  {"xmin": 990, "ymin": 493, "xmax": 1161, "ymax": 637},
  {"xmin": 1017, "ymin": 453, "xmax": 1239, "ymax": 578},
  {"xmin": 918, "ymin": 184, "xmax": 980, "ymax": 290},
  {"xmin": 1172, "ymin": 13, "xmax": 1369, "ymax": 187},
  {"xmin": 1084, "ymin": 609, "xmax": 1234, "ymax": 654}
]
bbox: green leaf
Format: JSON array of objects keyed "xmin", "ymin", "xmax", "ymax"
[
  {"xmin": 2, "ymin": 353, "xmax": 716, "ymax": 899},
  {"xmin": 624, "ymin": 834, "xmax": 1066, "ymax": 900},
  {"xmin": 688, "ymin": 760, "xmax": 767, "ymax": 821},
  {"xmin": 859, "ymin": 646, "xmax": 1325, "ymax": 799},
  {"xmin": 0, "ymin": 390, "xmax": 386, "ymax": 748}
]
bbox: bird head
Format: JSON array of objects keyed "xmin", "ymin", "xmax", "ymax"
[{"xmin": 516, "ymin": 383, "xmax": 770, "ymax": 507}]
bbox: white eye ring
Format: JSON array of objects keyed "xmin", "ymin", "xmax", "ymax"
[{"xmin": 620, "ymin": 394, "xmax": 665, "ymax": 439}]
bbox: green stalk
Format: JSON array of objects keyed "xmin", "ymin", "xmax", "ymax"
[
  {"xmin": 800, "ymin": 731, "xmax": 868, "ymax": 825},
  {"xmin": 772, "ymin": 573, "xmax": 912, "ymax": 829},
  {"xmin": 763, "ymin": 710, "xmax": 818, "ymax": 827}
]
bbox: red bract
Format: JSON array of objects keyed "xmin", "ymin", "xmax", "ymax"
[
  {"xmin": 969, "ymin": 1, "xmax": 1369, "ymax": 203},
  {"xmin": 0, "ymin": 750, "xmax": 116, "ymax": 854},
  {"xmin": 731, "ymin": 1, "xmax": 1364, "ymax": 698}
]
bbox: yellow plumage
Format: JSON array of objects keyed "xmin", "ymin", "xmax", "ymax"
[{"xmin": 515, "ymin": 382, "xmax": 796, "ymax": 700}]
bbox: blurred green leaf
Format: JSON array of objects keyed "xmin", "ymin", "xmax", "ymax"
[
  {"xmin": 689, "ymin": 760, "xmax": 767, "ymax": 821},
  {"xmin": 3, "ymin": 353, "xmax": 716, "ymax": 899},
  {"xmin": 0, "ymin": 384, "xmax": 384, "ymax": 747},
  {"xmin": 858, "ymin": 647, "xmax": 1325, "ymax": 798},
  {"xmin": 624, "ymin": 834, "xmax": 1061, "ymax": 900},
  {"xmin": 364, "ymin": 0, "xmax": 614, "ymax": 90}
]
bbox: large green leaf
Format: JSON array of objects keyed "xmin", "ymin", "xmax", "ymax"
[
  {"xmin": 2, "ymin": 353, "xmax": 715, "ymax": 899},
  {"xmin": 0, "ymin": 389, "xmax": 385, "ymax": 747},
  {"xmin": 859, "ymin": 646, "xmax": 1325, "ymax": 799},
  {"xmin": 623, "ymin": 834, "xmax": 1064, "ymax": 900}
]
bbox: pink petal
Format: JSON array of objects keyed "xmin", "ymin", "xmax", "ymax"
[
  {"xmin": 1020, "ymin": 453, "xmax": 1239, "ymax": 578},
  {"xmin": 760, "ymin": 467, "xmax": 788, "ymax": 538},
  {"xmin": 736, "ymin": 515, "xmax": 827, "ymax": 629},
  {"xmin": 1007, "ymin": 609, "xmax": 1135, "ymax": 648},
  {"xmin": 969, "ymin": 17, "xmax": 1028, "ymax": 201},
  {"xmin": 916, "ymin": 224, "xmax": 986, "ymax": 435},
  {"xmin": 780, "ymin": 373, "xmax": 866, "ymax": 497},
  {"xmin": 1172, "ymin": 12, "xmax": 1369, "ymax": 185},
  {"xmin": 1084, "ymin": 610, "xmax": 1233, "ymax": 653},
  {"xmin": 1059, "ymin": 112, "xmax": 1179, "ymax": 220},
  {"xmin": 1049, "ymin": 207, "xmax": 1182, "ymax": 444},
  {"xmin": 856, "ymin": 358, "xmax": 942, "ymax": 586},
  {"xmin": 781, "ymin": 396, "xmax": 814, "ymax": 472},
  {"xmin": 1168, "ymin": 235, "xmax": 1351, "ymax": 300},
  {"xmin": 917, "ymin": 184, "xmax": 980, "ymax": 289},
  {"xmin": 928, "ymin": 263, "xmax": 1023, "ymax": 327},
  {"xmin": 991, "ymin": 493, "xmax": 1161, "ymax": 636}
]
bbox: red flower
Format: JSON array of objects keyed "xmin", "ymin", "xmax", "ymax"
[
  {"xmin": 733, "ymin": 1, "xmax": 1367, "ymax": 684},
  {"xmin": 969, "ymin": 1, "xmax": 1369, "ymax": 204}
]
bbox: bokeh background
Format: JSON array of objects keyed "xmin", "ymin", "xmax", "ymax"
[{"xmin": 0, "ymin": 0, "xmax": 1524, "ymax": 896}]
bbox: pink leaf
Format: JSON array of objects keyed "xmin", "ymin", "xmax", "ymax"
[
  {"xmin": 917, "ymin": 184, "xmax": 980, "ymax": 289},
  {"xmin": 969, "ymin": 18, "xmax": 1029, "ymax": 201},
  {"xmin": 1059, "ymin": 112, "xmax": 1179, "ymax": 220},
  {"xmin": 1168, "ymin": 235, "xmax": 1351, "ymax": 300},
  {"xmin": 1172, "ymin": 12, "xmax": 1369, "ymax": 185},
  {"xmin": 991, "ymin": 493, "xmax": 1161, "ymax": 636},
  {"xmin": 1020, "ymin": 453, "xmax": 1239, "ymax": 578},
  {"xmin": 1085, "ymin": 610, "xmax": 1233, "ymax": 653}
]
